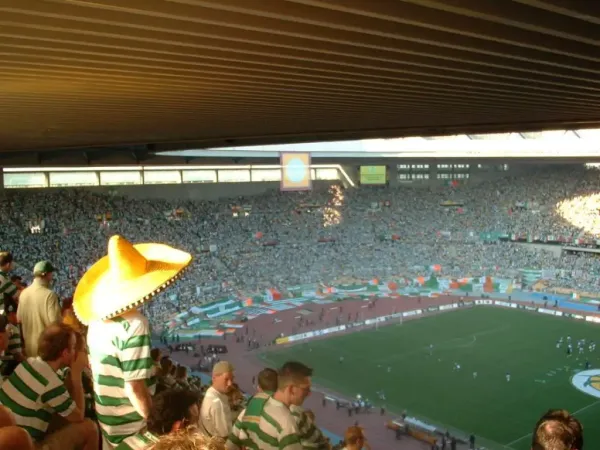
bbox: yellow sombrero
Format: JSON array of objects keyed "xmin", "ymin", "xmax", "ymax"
[{"xmin": 73, "ymin": 235, "xmax": 192, "ymax": 325}]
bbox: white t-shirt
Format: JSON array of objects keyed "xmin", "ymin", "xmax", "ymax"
[{"xmin": 200, "ymin": 386, "xmax": 232, "ymax": 438}]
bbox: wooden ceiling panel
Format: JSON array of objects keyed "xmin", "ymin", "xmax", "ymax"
[{"xmin": 1, "ymin": 0, "xmax": 600, "ymax": 153}]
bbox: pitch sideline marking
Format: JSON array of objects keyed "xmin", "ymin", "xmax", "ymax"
[{"xmin": 503, "ymin": 400, "xmax": 600, "ymax": 448}]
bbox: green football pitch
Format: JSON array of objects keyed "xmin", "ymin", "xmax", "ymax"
[{"xmin": 258, "ymin": 307, "xmax": 600, "ymax": 450}]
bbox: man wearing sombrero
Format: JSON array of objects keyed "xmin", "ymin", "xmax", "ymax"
[{"xmin": 74, "ymin": 235, "xmax": 192, "ymax": 448}]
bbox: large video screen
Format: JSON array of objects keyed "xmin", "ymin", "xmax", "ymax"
[
  {"xmin": 360, "ymin": 166, "xmax": 387, "ymax": 185},
  {"xmin": 280, "ymin": 152, "xmax": 311, "ymax": 191}
]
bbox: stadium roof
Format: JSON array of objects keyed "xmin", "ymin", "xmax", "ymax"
[
  {"xmin": 162, "ymin": 129, "xmax": 600, "ymax": 159},
  {"xmin": 3, "ymin": 0, "xmax": 600, "ymax": 158}
]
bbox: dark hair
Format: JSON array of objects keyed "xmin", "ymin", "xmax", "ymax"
[
  {"xmin": 61, "ymin": 297, "xmax": 73, "ymax": 310},
  {"xmin": 147, "ymin": 389, "xmax": 202, "ymax": 435},
  {"xmin": 151, "ymin": 348, "xmax": 161, "ymax": 362},
  {"xmin": 257, "ymin": 368, "xmax": 278, "ymax": 392},
  {"xmin": 38, "ymin": 323, "xmax": 76, "ymax": 362},
  {"xmin": 161, "ymin": 358, "xmax": 174, "ymax": 372},
  {"xmin": 532, "ymin": 409, "xmax": 583, "ymax": 450},
  {"xmin": 175, "ymin": 365, "xmax": 188, "ymax": 379},
  {"xmin": 0, "ymin": 253, "xmax": 13, "ymax": 268},
  {"xmin": 278, "ymin": 361, "xmax": 313, "ymax": 389}
]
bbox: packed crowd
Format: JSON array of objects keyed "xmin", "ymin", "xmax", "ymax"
[
  {"xmin": 2, "ymin": 166, "xmax": 600, "ymax": 326},
  {"xmin": 0, "ymin": 232, "xmax": 587, "ymax": 450},
  {"xmin": 0, "ymin": 225, "xmax": 589, "ymax": 450},
  {"xmin": 0, "ymin": 238, "xmax": 339, "ymax": 450}
]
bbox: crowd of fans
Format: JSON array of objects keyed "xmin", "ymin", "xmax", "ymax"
[
  {"xmin": 0, "ymin": 236, "xmax": 370, "ymax": 450},
  {"xmin": 0, "ymin": 245, "xmax": 587, "ymax": 450},
  {"xmin": 2, "ymin": 166, "xmax": 600, "ymax": 326},
  {"xmin": 0, "ymin": 165, "xmax": 596, "ymax": 449}
]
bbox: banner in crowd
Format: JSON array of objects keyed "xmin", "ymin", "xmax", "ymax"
[
  {"xmin": 265, "ymin": 288, "xmax": 282, "ymax": 301},
  {"xmin": 520, "ymin": 269, "xmax": 543, "ymax": 285},
  {"xmin": 163, "ymin": 264, "xmax": 600, "ymax": 338}
]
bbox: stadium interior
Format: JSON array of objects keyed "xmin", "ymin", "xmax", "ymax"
[{"xmin": 1, "ymin": 2, "xmax": 600, "ymax": 450}]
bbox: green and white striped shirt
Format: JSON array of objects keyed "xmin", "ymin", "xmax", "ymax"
[
  {"xmin": 226, "ymin": 393, "xmax": 303, "ymax": 450},
  {"xmin": 0, "ymin": 357, "xmax": 75, "ymax": 441},
  {"xmin": 115, "ymin": 430, "xmax": 159, "ymax": 450},
  {"xmin": 289, "ymin": 405, "xmax": 329, "ymax": 450},
  {"xmin": 88, "ymin": 310, "xmax": 153, "ymax": 446},
  {"xmin": 4, "ymin": 323, "xmax": 22, "ymax": 360},
  {"xmin": 0, "ymin": 271, "xmax": 17, "ymax": 299}
]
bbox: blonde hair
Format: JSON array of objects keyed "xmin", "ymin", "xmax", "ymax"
[
  {"xmin": 344, "ymin": 426, "xmax": 365, "ymax": 445},
  {"xmin": 151, "ymin": 429, "xmax": 224, "ymax": 450}
]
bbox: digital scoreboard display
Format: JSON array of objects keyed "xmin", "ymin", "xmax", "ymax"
[{"xmin": 360, "ymin": 166, "xmax": 387, "ymax": 185}]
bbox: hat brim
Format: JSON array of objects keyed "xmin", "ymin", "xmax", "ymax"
[{"xmin": 73, "ymin": 243, "xmax": 192, "ymax": 325}]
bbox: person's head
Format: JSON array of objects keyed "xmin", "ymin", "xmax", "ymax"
[
  {"xmin": 151, "ymin": 429, "xmax": 225, "ymax": 450},
  {"xmin": 276, "ymin": 361, "xmax": 313, "ymax": 407},
  {"xmin": 151, "ymin": 348, "xmax": 162, "ymax": 363},
  {"xmin": 0, "ymin": 253, "xmax": 14, "ymax": 273},
  {"xmin": 37, "ymin": 322, "xmax": 78, "ymax": 367},
  {"xmin": 9, "ymin": 276, "xmax": 25, "ymax": 290},
  {"xmin": 147, "ymin": 389, "xmax": 202, "ymax": 436},
  {"xmin": 161, "ymin": 358, "xmax": 174, "ymax": 375},
  {"xmin": 61, "ymin": 297, "xmax": 73, "ymax": 312},
  {"xmin": 175, "ymin": 365, "xmax": 188, "ymax": 381},
  {"xmin": 5, "ymin": 304, "xmax": 17, "ymax": 326},
  {"xmin": 211, "ymin": 361, "xmax": 234, "ymax": 394},
  {"xmin": 532, "ymin": 409, "xmax": 583, "ymax": 450},
  {"xmin": 257, "ymin": 368, "xmax": 278, "ymax": 393},
  {"xmin": 33, "ymin": 261, "xmax": 55, "ymax": 284},
  {"xmin": 344, "ymin": 426, "xmax": 366, "ymax": 450}
]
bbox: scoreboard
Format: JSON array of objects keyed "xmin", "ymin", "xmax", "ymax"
[{"xmin": 360, "ymin": 166, "xmax": 387, "ymax": 185}]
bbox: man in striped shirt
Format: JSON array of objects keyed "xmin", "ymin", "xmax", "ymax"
[
  {"xmin": 256, "ymin": 366, "xmax": 328, "ymax": 449},
  {"xmin": 0, "ymin": 252, "xmax": 19, "ymax": 306},
  {"xmin": 116, "ymin": 388, "xmax": 201, "ymax": 450},
  {"xmin": 0, "ymin": 304, "xmax": 24, "ymax": 377},
  {"xmin": 0, "ymin": 322, "xmax": 98, "ymax": 449},
  {"xmin": 226, "ymin": 361, "xmax": 315, "ymax": 450},
  {"xmin": 87, "ymin": 309, "xmax": 154, "ymax": 447},
  {"xmin": 256, "ymin": 367, "xmax": 278, "ymax": 395}
]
